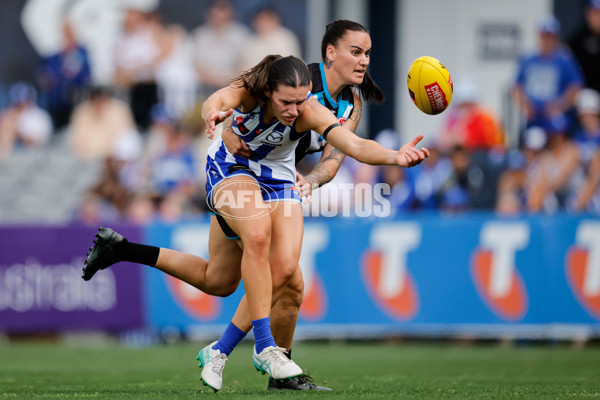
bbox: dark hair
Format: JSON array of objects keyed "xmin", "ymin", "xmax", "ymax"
[
  {"xmin": 232, "ymin": 55, "xmax": 311, "ymax": 108},
  {"xmin": 321, "ymin": 20, "xmax": 385, "ymax": 104}
]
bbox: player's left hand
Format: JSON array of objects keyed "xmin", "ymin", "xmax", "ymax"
[
  {"xmin": 296, "ymin": 172, "xmax": 312, "ymax": 203},
  {"xmin": 396, "ymin": 134, "xmax": 430, "ymax": 168},
  {"xmin": 205, "ymin": 109, "xmax": 233, "ymax": 139}
]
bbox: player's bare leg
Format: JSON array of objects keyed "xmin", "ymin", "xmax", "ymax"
[
  {"xmin": 82, "ymin": 216, "xmax": 243, "ymax": 298},
  {"xmin": 270, "ymin": 267, "xmax": 303, "ymax": 350},
  {"xmin": 200, "ymin": 177, "xmax": 302, "ymax": 390},
  {"xmin": 228, "ymin": 200, "xmax": 304, "ymax": 330},
  {"xmin": 268, "ymin": 267, "xmax": 332, "ymax": 391}
]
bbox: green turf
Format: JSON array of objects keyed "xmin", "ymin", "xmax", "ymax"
[{"xmin": 0, "ymin": 340, "xmax": 599, "ymax": 399}]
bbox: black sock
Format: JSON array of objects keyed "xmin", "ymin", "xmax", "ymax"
[
  {"xmin": 115, "ymin": 241, "xmax": 160, "ymax": 267},
  {"xmin": 284, "ymin": 348, "xmax": 292, "ymax": 360}
]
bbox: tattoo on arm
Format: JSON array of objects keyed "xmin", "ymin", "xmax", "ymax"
[
  {"xmin": 349, "ymin": 99, "xmax": 362, "ymax": 122},
  {"xmin": 305, "ymin": 147, "xmax": 346, "ymax": 188},
  {"xmin": 223, "ymin": 115, "xmax": 233, "ymax": 134}
]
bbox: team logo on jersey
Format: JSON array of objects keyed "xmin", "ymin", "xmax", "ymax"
[
  {"xmin": 234, "ymin": 116, "xmax": 250, "ymax": 135},
  {"xmin": 565, "ymin": 221, "xmax": 600, "ymax": 319},
  {"xmin": 165, "ymin": 275, "xmax": 221, "ymax": 321},
  {"xmin": 265, "ymin": 131, "xmax": 284, "ymax": 143},
  {"xmin": 471, "ymin": 222, "xmax": 529, "ymax": 321},
  {"xmin": 338, "ymin": 117, "xmax": 347, "ymax": 125},
  {"xmin": 361, "ymin": 224, "xmax": 421, "ymax": 320}
]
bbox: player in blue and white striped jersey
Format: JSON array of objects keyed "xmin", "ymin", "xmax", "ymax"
[
  {"xmin": 82, "ymin": 29, "xmax": 428, "ymax": 393},
  {"xmin": 194, "ymin": 52, "xmax": 427, "ymax": 391}
]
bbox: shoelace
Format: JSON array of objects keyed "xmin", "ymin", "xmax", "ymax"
[
  {"xmin": 210, "ymin": 353, "xmax": 228, "ymax": 374},
  {"xmin": 265, "ymin": 346, "xmax": 293, "ymax": 368}
]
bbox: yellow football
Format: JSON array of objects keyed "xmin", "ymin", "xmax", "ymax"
[{"xmin": 407, "ymin": 56, "xmax": 453, "ymax": 115}]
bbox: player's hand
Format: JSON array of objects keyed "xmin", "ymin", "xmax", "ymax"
[
  {"xmin": 396, "ymin": 134, "xmax": 430, "ymax": 168},
  {"xmin": 296, "ymin": 172, "xmax": 312, "ymax": 203},
  {"xmin": 205, "ymin": 109, "xmax": 233, "ymax": 139},
  {"xmin": 223, "ymin": 127, "xmax": 252, "ymax": 157}
]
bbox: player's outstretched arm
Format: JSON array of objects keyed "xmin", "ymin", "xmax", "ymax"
[
  {"xmin": 304, "ymin": 144, "xmax": 346, "ymax": 192},
  {"xmin": 298, "ymin": 98, "xmax": 429, "ymax": 167},
  {"xmin": 303, "ymin": 93, "xmax": 361, "ymax": 190}
]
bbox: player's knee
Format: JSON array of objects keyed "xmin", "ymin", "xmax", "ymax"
[
  {"xmin": 242, "ymin": 226, "xmax": 271, "ymax": 254},
  {"xmin": 271, "ymin": 259, "xmax": 299, "ymax": 290}
]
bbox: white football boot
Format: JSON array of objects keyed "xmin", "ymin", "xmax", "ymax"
[
  {"xmin": 252, "ymin": 345, "xmax": 303, "ymax": 379},
  {"xmin": 196, "ymin": 341, "xmax": 228, "ymax": 392}
]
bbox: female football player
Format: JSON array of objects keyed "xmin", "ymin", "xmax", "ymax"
[
  {"xmin": 217, "ymin": 20, "xmax": 384, "ymax": 391},
  {"xmin": 83, "ymin": 27, "xmax": 429, "ymax": 393}
]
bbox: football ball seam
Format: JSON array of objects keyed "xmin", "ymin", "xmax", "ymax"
[{"xmin": 407, "ymin": 56, "xmax": 453, "ymax": 115}]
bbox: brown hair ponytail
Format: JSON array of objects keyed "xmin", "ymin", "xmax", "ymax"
[{"xmin": 232, "ymin": 55, "xmax": 311, "ymax": 108}]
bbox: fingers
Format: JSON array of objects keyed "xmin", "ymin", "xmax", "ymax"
[
  {"xmin": 398, "ymin": 145, "xmax": 430, "ymax": 167},
  {"xmin": 239, "ymin": 141, "xmax": 251, "ymax": 158},
  {"xmin": 295, "ymin": 172, "xmax": 312, "ymax": 202},
  {"xmin": 409, "ymin": 134, "xmax": 424, "ymax": 147},
  {"xmin": 405, "ymin": 148, "xmax": 421, "ymax": 163},
  {"xmin": 299, "ymin": 183, "xmax": 311, "ymax": 202},
  {"xmin": 302, "ymin": 193, "xmax": 312, "ymax": 204}
]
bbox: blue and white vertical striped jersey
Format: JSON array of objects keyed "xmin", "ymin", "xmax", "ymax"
[{"xmin": 206, "ymin": 105, "xmax": 309, "ymax": 184}]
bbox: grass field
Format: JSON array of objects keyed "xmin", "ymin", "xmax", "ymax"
[{"xmin": 0, "ymin": 339, "xmax": 599, "ymax": 399}]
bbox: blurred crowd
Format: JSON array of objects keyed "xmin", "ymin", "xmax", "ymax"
[
  {"xmin": 0, "ymin": 0, "xmax": 599, "ymax": 225},
  {"xmin": 0, "ymin": 0, "xmax": 301, "ymax": 224}
]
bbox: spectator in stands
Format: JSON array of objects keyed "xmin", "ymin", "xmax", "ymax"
[
  {"xmin": 573, "ymin": 151, "xmax": 600, "ymax": 213},
  {"xmin": 375, "ymin": 131, "xmax": 414, "ymax": 213},
  {"xmin": 191, "ymin": 0, "xmax": 249, "ymax": 97},
  {"xmin": 408, "ymin": 143, "xmax": 452, "ymax": 211},
  {"xmin": 113, "ymin": 6, "xmax": 168, "ymax": 130},
  {"xmin": 237, "ymin": 5, "xmax": 302, "ymax": 71},
  {"xmin": 439, "ymin": 145, "xmax": 471, "ymax": 212},
  {"xmin": 512, "ymin": 15, "xmax": 583, "ymax": 138},
  {"xmin": 496, "ymin": 126, "xmax": 548, "ymax": 215},
  {"xmin": 437, "ymin": 79, "xmax": 505, "ymax": 153},
  {"xmin": 126, "ymin": 103, "xmax": 199, "ymax": 223},
  {"xmin": 36, "ymin": 19, "xmax": 91, "ymax": 130},
  {"xmin": 152, "ymin": 11, "xmax": 197, "ymax": 119},
  {"xmin": 0, "ymin": 82, "xmax": 52, "ymax": 159},
  {"xmin": 68, "ymin": 86, "xmax": 140, "ymax": 161},
  {"xmin": 568, "ymin": 0, "xmax": 600, "ymax": 95},
  {"xmin": 572, "ymin": 88, "xmax": 600, "ymax": 170},
  {"xmin": 144, "ymin": 103, "xmax": 198, "ymax": 198},
  {"xmin": 81, "ymin": 129, "xmax": 143, "ymax": 223},
  {"xmin": 526, "ymin": 116, "xmax": 585, "ymax": 213}
]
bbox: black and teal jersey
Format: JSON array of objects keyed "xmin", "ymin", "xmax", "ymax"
[{"xmin": 295, "ymin": 62, "xmax": 355, "ymax": 163}]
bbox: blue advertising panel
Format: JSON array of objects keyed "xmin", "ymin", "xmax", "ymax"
[
  {"xmin": 143, "ymin": 214, "xmax": 600, "ymax": 338},
  {"xmin": 144, "ymin": 220, "xmax": 246, "ymax": 333}
]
